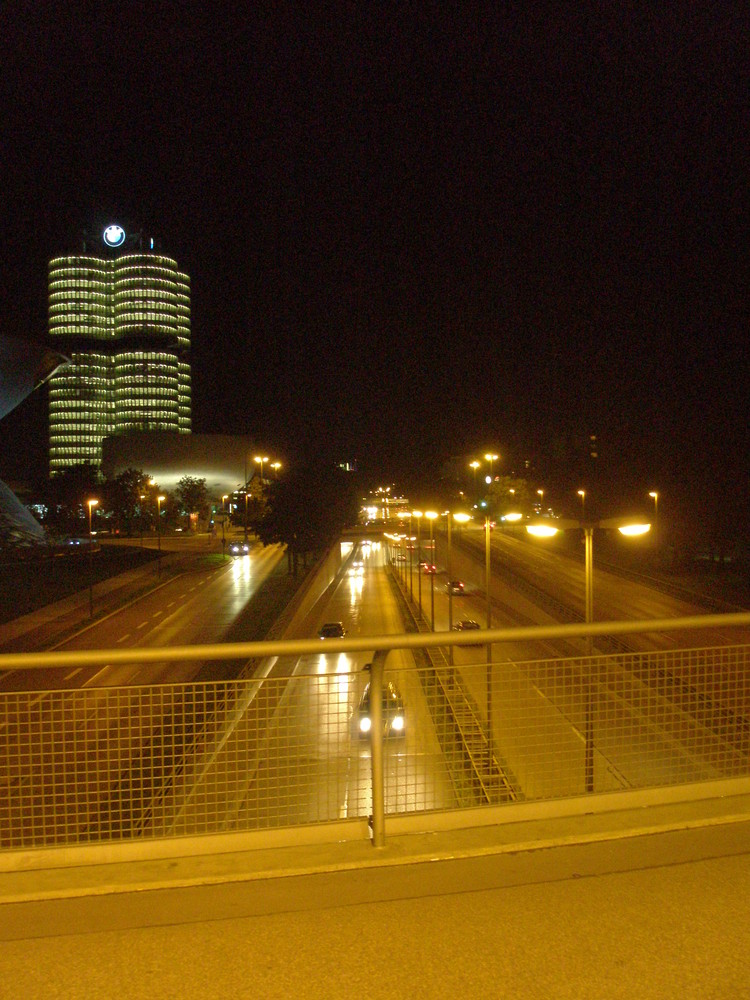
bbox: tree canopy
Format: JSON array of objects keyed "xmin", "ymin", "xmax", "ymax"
[{"xmin": 256, "ymin": 464, "xmax": 359, "ymax": 572}]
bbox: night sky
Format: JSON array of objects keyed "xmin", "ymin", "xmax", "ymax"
[{"xmin": 0, "ymin": 5, "xmax": 747, "ymax": 523}]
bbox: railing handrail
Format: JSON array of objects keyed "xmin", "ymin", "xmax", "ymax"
[{"xmin": 2, "ymin": 611, "xmax": 750, "ymax": 672}]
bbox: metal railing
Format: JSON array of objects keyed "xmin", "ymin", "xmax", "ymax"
[{"xmin": 1, "ymin": 614, "xmax": 750, "ymax": 855}]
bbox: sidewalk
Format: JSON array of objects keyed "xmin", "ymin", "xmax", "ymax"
[{"xmin": 0, "ymin": 792, "xmax": 748, "ymax": 999}]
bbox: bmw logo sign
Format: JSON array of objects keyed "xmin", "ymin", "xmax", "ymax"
[{"xmin": 103, "ymin": 224, "xmax": 126, "ymax": 248}]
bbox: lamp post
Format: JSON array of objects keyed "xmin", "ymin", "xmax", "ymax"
[
  {"xmin": 409, "ymin": 511, "xmax": 414, "ymax": 604},
  {"xmin": 526, "ymin": 515, "xmax": 651, "ymax": 792},
  {"xmin": 139, "ymin": 494, "xmax": 145, "ymax": 548},
  {"xmin": 156, "ymin": 494, "xmax": 165, "ymax": 577},
  {"xmin": 244, "ymin": 488, "xmax": 249, "ymax": 541},
  {"xmin": 425, "ymin": 511, "xmax": 438, "ymax": 630},
  {"xmin": 254, "ymin": 455, "xmax": 269, "ymax": 481},
  {"xmin": 469, "ymin": 460, "xmax": 480, "ymax": 490},
  {"xmin": 537, "ymin": 488, "xmax": 544, "ymax": 511},
  {"xmin": 649, "ymin": 491, "xmax": 659, "ymax": 549},
  {"xmin": 485, "ymin": 512, "xmax": 494, "ymax": 766},
  {"xmin": 447, "ymin": 511, "xmax": 471, "ymax": 662},
  {"xmin": 413, "ymin": 510, "xmax": 423, "ymax": 618},
  {"xmin": 577, "ymin": 489, "xmax": 586, "ymax": 519},
  {"xmin": 270, "ymin": 461, "xmax": 282, "ymax": 477},
  {"xmin": 484, "ymin": 453, "xmax": 498, "ymax": 480},
  {"xmin": 87, "ymin": 498, "xmax": 98, "ymax": 618}
]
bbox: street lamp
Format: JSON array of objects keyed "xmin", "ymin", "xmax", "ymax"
[
  {"xmin": 139, "ymin": 494, "xmax": 146, "ymax": 548},
  {"xmin": 447, "ymin": 511, "xmax": 471, "ymax": 657},
  {"xmin": 409, "ymin": 511, "xmax": 414, "ymax": 604},
  {"xmin": 87, "ymin": 498, "xmax": 98, "ymax": 618},
  {"xmin": 413, "ymin": 510, "xmax": 423, "ymax": 618},
  {"xmin": 537, "ymin": 488, "xmax": 544, "ymax": 511},
  {"xmin": 577, "ymin": 490, "xmax": 586, "ymax": 518},
  {"xmin": 469, "ymin": 460, "xmax": 480, "ymax": 489},
  {"xmin": 254, "ymin": 455, "xmax": 269, "ymax": 481},
  {"xmin": 484, "ymin": 510, "xmax": 494, "ymax": 766},
  {"xmin": 425, "ymin": 511, "xmax": 438, "ymax": 630},
  {"xmin": 270, "ymin": 461, "xmax": 282, "ymax": 476},
  {"xmin": 526, "ymin": 515, "xmax": 650, "ymax": 792},
  {"xmin": 484, "ymin": 453, "xmax": 498, "ymax": 479},
  {"xmin": 649, "ymin": 491, "xmax": 659, "ymax": 548},
  {"xmin": 156, "ymin": 494, "xmax": 165, "ymax": 577}
]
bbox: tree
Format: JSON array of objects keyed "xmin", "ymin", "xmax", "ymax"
[
  {"xmin": 103, "ymin": 468, "xmax": 152, "ymax": 536},
  {"xmin": 486, "ymin": 476, "xmax": 534, "ymax": 519},
  {"xmin": 42, "ymin": 463, "xmax": 101, "ymax": 537},
  {"xmin": 175, "ymin": 476, "xmax": 209, "ymax": 528},
  {"xmin": 256, "ymin": 465, "xmax": 359, "ymax": 574}
]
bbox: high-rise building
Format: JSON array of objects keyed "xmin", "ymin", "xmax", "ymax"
[{"xmin": 48, "ymin": 223, "xmax": 191, "ymax": 473}]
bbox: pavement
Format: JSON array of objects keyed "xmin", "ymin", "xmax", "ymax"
[{"xmin": 1, "ymin": 790, "xmax": 749, "ymax": 1000}]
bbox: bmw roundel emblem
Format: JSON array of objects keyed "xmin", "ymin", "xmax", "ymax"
[{"xmin": 103, "ymin": 224, "xmax": 126, "ymax": 247}]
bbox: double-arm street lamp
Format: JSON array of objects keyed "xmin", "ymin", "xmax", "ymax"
[
  {"xmin": 254, "ymin": 455, "xmax": 269, "ymax": 481},
  {"xmin": 484, "ymin": 453, "xmax": 498, "ymax": 480},
  {"xmin": 525, "ymin": 513, "xmax": 651, "ymax": 791}
]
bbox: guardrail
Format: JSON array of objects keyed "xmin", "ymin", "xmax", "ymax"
[{"xmin": 2, "ymin": 613, "xmax": 750, "ymax": 863}]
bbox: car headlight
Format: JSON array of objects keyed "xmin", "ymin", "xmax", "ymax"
[
  {"xmin": 391, "ymin": 715, "xmax": 404, "ymax": 732},
  {"xmin": 359, "ymin": 716, "xmax": 371, "ymax": 733}
]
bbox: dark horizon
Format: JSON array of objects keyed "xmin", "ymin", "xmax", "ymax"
[{"xmin": 1, "ymin": 6, "xmax": 747, "ymax": 530}]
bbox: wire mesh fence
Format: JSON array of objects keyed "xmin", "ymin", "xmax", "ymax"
[{"xmin": 1, "ymin": 643, "xmax": 748, "ymax": 851}]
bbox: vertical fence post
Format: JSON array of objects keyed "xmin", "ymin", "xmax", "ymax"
[{"xmin": 369, "ymin": 652, "xmax": 386, "ymax": 847}]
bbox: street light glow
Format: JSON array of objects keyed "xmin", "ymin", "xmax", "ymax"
[
  {"xmin": 526, "ymin": 524, "xmax": 558, "ymax": 537},
  {"xmin": 618, "ymin": 523, "xmax": 651, "ymax": 536}
]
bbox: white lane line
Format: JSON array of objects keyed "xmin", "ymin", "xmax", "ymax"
[
  {"xmin": 152, "ymin": 610, "xmax": 164, "ymax": 618},
  {"xmin": 166, "ymin": 602, "xmax": 175, "ymax": 609},
  {"xmin": 136, "ymin": 621, "xmax": 149, "ymax": 630},
  {"xmin": 64, "ymin": 668, "xmax": 82, "ymax": 680},
  {"xmin": 117, "ymin": 634, "xmax": 131, "ymax": 643}
]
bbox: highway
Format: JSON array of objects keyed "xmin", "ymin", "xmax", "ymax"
[
  {"xmin": 1, "ymin": 529, "xmax": 748, "ymax": 848},
  {"xmin": 0, "ymin": 542, "xmax": 286, "ymax": 691},
  {"xmin": 161, "ymin": 540, "xmax": 457, "ymax": 835}
]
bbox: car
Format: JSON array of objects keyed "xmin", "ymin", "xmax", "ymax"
[
  {"xmin": 355, "ymin": 680, "xmax": 405, "ymax": 738},
  {"xmin": 228, "ymin": 541, "xmax": 250, "ymax": 556},
  {"xmin": 446, "ymin": 579, "xmax": 465, "ymax": 595},
  {"xmin": 452, "ymin": 619, "xmax": 483, "ymax": 644},
  {"xmin": 421, "ymin": 563, "xmax": 437, "ymax": 574},
  {"xmin": 318, "ymin": 622, "xmax": 346, "ymax": 639}
]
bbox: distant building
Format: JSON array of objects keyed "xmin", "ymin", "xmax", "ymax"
[
  {"xmin": 102, "ymin": 432, "xmax": 263, "ymax": 499},
  {"xmin": 47, "ymin": 223, "xmax": 191, "ymax": 474}
]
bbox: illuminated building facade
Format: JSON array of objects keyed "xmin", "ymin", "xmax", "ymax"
[{"xmin": 48, "ymin": 224, "xmax": 191, "ymax": 473}]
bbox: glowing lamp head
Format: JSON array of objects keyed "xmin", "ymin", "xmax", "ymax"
[
  {"xmin": 526, "ymin": 524, "xmax": 559, "ymax": 538},
  {"xmin": 618, "ymin": 523, "xmax": 651, "ymax": 537}
]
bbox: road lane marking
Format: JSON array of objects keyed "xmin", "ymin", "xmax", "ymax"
[
  {"xmin": 136, "ymin": 621, "xmax": 149, "ymax": 630},
  {"xmin": 64, "ymin": 668, "xmax": 82, "ymax": 680},
  {"xmin": 117, "ymin": 634, "xmax": 131, "ymax": 643},
  {"xmin": 152, "ymin": 610, "xmax": 164, "ymax": 618}
]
